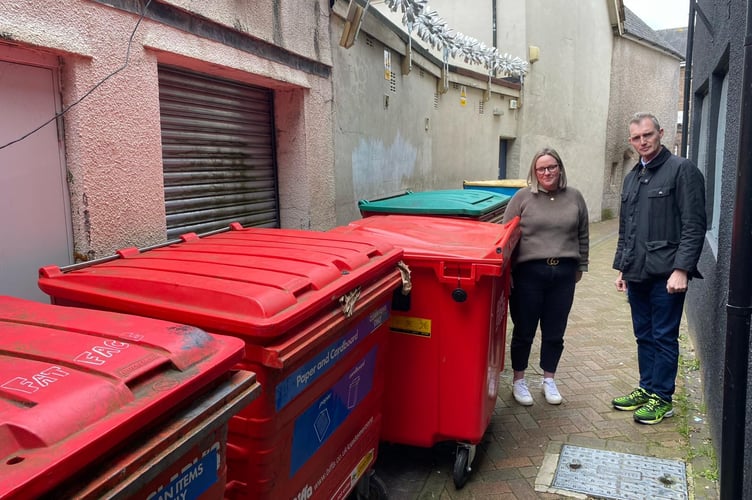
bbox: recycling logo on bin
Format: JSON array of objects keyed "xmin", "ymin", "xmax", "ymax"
[
  {"xmin": 275, "ymin": 304, "xmax": 388, "ymax": 411},
  {"xmin": 290, "ymin": 348, "xmax": 376, "ymax": 476}
]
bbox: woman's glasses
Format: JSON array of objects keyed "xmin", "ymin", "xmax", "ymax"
[{"xmin": 535, "ymin": 165, "xmax": 559, "ymax": 174}]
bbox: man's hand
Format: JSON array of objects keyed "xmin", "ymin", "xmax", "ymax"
[
  {"xmin": 614, "ymin": 272, "xmax": 627, "ymax": 292},
  {"xmin": 667, "ymin": 269, "xmax": 689, "ymax": 294}
]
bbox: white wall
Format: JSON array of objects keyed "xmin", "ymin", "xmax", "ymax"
[{"xmin": 517, "ymin": 0, "xmax": 614, "ymax": 222}]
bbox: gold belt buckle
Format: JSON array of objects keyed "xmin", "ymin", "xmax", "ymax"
[{"xmin": 546, "ymin": 258, "xmax": 559, "ymax": 266}]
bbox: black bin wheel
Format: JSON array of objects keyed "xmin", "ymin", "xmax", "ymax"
[
  {"xmin": 452, "ymin": 447, "xmax": 471, "ymax": 489},
  {"xmin": 350, "ymin": 470, "xmax": 388, "ymax": 500}
]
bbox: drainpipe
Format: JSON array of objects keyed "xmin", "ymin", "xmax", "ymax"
[
  {"xmin": 720, "ymin": 2, "xmax": 752, "ymax": 499},
  {"xmin": 680, "ymin": 0, "xmax": 696, "ymax": 158},
  {"xmin": 492, "ymin": 0, "xmax": 497, "ymax": 49}
]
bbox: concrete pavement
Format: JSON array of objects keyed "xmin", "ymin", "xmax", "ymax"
[{"xmin": 373, "ymin": 218, "xmax": 719, "ymax": 499}]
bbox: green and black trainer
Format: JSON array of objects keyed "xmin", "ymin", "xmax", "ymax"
[
  {"xmin": 633, "ymin": 394, "xmax": 674, "ymax": 424},
  {"xmin": 612, "ymin": 387, "xmax": 651, "ymax": 411}
]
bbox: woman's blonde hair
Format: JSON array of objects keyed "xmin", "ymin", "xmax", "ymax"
[{"xmin": 526, "ymin": 147, "xmax": 568, "ymax": 193}]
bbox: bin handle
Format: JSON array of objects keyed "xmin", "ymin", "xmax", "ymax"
[
  {"xmin": 435, "ymin": 262, "xmax": 501, "ymax": 284},
  {"xmin": 339, "ymin": 286, "xmax": 361, "ymax": 318},
  {"xmin": 396, "ymin": 260, "xmax": 412, "ymax": 295}
]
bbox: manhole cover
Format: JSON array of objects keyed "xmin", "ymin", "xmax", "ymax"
[{"xmin": 552, "ymin": 445, "xmax": 687, "ymax": 500}]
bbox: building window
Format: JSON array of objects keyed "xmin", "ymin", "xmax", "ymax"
[{"xmin": 709, "ymin": 74, "xmax": 728, "ymax": 246}]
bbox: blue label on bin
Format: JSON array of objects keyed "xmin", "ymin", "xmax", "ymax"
[
  {"xmin": 275, "ymin": 304, "xmax": 388, "ymax": 411},
  {"xmin": 146, "ymin": 447, "xmax": 218, "ymax": 500},
  {"xmin": 289, "ymin": 347, "xmax": 376, "ymax": 477}
]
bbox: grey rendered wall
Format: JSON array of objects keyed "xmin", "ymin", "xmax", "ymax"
[
  {"xmin": 684, "ymin": 0, "xmax": 748, "ymax": 490},
  {"xmin": 518, "ymin": 0, "xmax": 614, "ymax": 223},
  {"xmin": 330, "ymin": 4, "xmax": 521, "ymax": 225},
  {"xmin": 604, "ymin": 38, "xmax": 681, "ymax": 220}
]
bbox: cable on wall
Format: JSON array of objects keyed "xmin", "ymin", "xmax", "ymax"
[{"xmin": 0, "ymin": 0, "xmax": 154, "ymax": 151}]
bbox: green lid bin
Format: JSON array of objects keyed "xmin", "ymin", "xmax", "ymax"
[{"xmin": 358, "ymin": 189, "xmax": 511, "ymax": 223}]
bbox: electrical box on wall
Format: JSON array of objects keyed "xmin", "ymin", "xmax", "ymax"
[{"xmin": 509, "ymin": 99, "xmax": 518, "ymax": 110}]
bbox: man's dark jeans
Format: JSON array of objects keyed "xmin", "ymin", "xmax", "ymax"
[{"xmin": 626, "ymin": 278, "xmax": 686, "ymax": 403}]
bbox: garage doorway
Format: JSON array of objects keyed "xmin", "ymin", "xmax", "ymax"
[{"xmin": 158, "ymin": 65, "xmax": 279, "ymax": 238}]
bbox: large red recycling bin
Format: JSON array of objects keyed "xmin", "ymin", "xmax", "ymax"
[
  {"xmin": 0, "ymin": 295, "xmax": 260, "ymax": 499},
  {"xmin": 330, "ymin": 214, "xmax": 520, "ymax": 488},
  {"xmin": 38, "ymin": 223, "xmax": 405, "ymax": 499}
]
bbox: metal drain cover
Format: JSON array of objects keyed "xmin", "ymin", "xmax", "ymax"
[{"xmin": 552, "ymin": 445, "xmax": 687, "ymax": 500}]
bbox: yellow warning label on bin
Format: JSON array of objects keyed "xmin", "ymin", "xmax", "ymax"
[
  {"xmin": 352, "ymin": 448, "xmax": 375, "ymax": 483},
  {"xmin": 390, "ymin": 315, "xmax": 431, "ymax": 337}
]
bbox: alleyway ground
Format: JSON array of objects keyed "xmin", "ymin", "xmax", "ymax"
[{"xmin": 374, "ymin": 218, "xmax": 720, "ymax": 499}]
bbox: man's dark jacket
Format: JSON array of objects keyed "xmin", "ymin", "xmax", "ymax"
[{"xmin": 613, "ymin": 146, "xmax": 707, "ymax": 282}]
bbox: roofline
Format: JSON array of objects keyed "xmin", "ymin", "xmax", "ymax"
[
  {"xmin": 621, "ymin": 32, "xmax": 685, "ymax": 61},
  {"xmin": 607, "ymin": 0, "xmax": 625, "ymax": 36}
]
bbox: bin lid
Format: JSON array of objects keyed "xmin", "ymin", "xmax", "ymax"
[
  {"xmin": 38, "ymin": 224, "xmax": 404, "ymax": 343},
  {"xmin": 463, "ymin": 179, "xmax": 528, "ymax": 188},
  {"xmin": 358, "ymin": 189, "xmax": 510, "ymax": 216},
  {"xmin": 331, "ymin": 215, "xmax": 520, "ymax": 263},
  {"xmin": 0, "ymin": 295, "xmax": 247, "ymax": 499}
]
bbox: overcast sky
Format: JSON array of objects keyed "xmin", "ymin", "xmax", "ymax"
[{"xmin": 623, "ymin": 0, "xmax": 690, "ymax": 29}]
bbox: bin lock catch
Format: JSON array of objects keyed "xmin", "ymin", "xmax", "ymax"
[
  {"xmin": 396, "ymin": 260, "xmax": 412, "ymax": 295},
  {"xmin": 339, "ymin": 287, "xmax": 361, "ymax": 318}
]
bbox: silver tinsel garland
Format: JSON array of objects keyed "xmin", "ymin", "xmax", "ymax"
[{"xmin": 382, "ymin": 0, "xmax": 528, "ymax": 77}]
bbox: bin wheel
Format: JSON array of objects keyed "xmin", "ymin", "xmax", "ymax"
[
  {"xmin": 352, "ymin": 470, "xmax": 388, "ymax": 500},
  {"xmin": 452, "ymin": 446, "xmax": 471, "ymax": 489}
]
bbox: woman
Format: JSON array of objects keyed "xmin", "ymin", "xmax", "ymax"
[{"xmin": 502, "ymin": 147, "xmax": 589, "ymax": 405}]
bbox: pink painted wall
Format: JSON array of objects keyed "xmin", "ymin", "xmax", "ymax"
[{"xmin": 1, "ymin": 0, "xmax": 334, "ymax": 259}]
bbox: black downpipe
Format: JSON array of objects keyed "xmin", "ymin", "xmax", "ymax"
[
  {"xmin": 720, "ymin": 2, "xmax": 752, "ymax": 499},
  {"xmin": 680, "ymin": 0, "xmax": 696, "ymax": 157}
]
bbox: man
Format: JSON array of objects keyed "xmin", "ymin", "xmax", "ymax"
[{"xmin": 612, "ymin": 112, "xmax": 706, "ymax": 424}]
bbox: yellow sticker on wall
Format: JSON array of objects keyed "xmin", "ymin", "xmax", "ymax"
[
  {"xmin": 460, "ymin": 85, "xmax": 467, "ymax": 107},
  {"xmin": 384, "ymin": 49, "xmax": 391, "ymax": 80},
  {"xmin": 390, "ymin": 315, "xmax": 431, "ymax": 337}
]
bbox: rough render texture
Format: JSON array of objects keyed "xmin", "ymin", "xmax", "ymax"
[
  {"xmin": 2, "ymin": 0, "xmax": 334, "ymax": 259},
  {"xmin": 166, "ymin": 0, "xmax": 332, "ymax": 66},
  {"xmin": 683, "ymin": 0, "xmax": 747, "ymax": 472},
  {"xmin": 604, "ymin": 38, "xmax": 680, "ymax": 220},
  {"xmin": 330, "ymin": 4, "xmax": 521, "ymax": 226}
]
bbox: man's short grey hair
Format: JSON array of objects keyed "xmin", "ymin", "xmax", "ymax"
[{"xmin": 630, "ymin": 112, "xmax": 661, "ymax": 131}]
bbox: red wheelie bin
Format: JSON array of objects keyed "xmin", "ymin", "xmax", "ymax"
[
  {"xmin": 330, "ymin": 214, "xmax": 520, "ymax": 488},
  {"xmin": 38, "ymin": 223, "xmax": 407, "ymax": 500},
  {"xmin": 0, "ymin": 295, "xmax": 260, "ymax": 499}
]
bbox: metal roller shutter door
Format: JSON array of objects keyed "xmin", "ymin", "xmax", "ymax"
[{"xmin": 158, "ymin": 65, "xmax": 279, "ymax": 239}]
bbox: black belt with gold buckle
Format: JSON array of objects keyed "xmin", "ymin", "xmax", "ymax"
[{"xmin": 546, "ymin": 258, "xmax": 560, "ymax": 266}]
